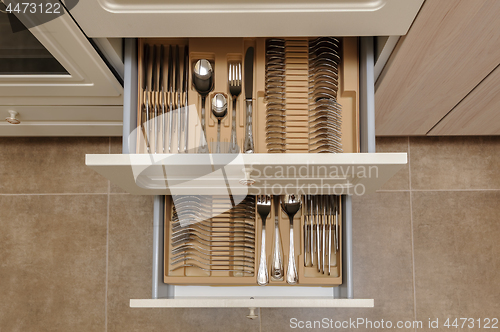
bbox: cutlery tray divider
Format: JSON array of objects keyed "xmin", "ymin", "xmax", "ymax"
[
  {"xmin": 164, "ymin": 195, "xmax": 342, "ymax": 286},
  {"xmin": 136, "ymin": 37, "xmax": 359, "ymax": 154},
  {"xmin": 164, "ymin": 195, "xmax": 258, "ymax": 285}
]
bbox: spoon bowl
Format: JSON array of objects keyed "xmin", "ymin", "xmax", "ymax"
[
  {"xmin": 193, "ymin": 59, "xmax": 214, "ymax": 96},
  {"xmin": 211, "ymin": 93, "xmax": 228, "ymax": 153},
  {"xmin": 212, "ymin": 93, "xmax": 228, "ymax": 119},
  {"xmin": 192, "ymin": 59, "xmax": 214, "ymax": 153},
  {"xmin": 281, "ymin": 194, "xmax": 302, "ymax": 284}
]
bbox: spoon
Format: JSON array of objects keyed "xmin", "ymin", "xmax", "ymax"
[
  {"xmin": 211, "ymin": 93, "xmax": 228, "ymax": 153},
  {"xmin": 192, "ymin": 59, "xmax": 214, "ymax": 153},
  {"xmin": 281, "ymin": 194, "xmax": 302, "ymax": 285},
  {"xmin": 271, "ymin": 195, "xmax": 284, "ymax": 281}
]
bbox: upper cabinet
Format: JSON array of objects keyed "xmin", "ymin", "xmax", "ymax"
[
  {"xmin": 375, "ymin": 0, "xmax": 500, "ymax": 136},
  {"xmin": 428, "ymin": 63, "xmax": 500, "ymax": 136},
  {"xmin": 0, "ymin": 8, "xmax": 123, "ymax": 105},
  {"xmin": 0, "ymin": 7, "xmax": 123, "ymax": 136},
  {"xmin": 67, "ymin": 0, "xmax": 424, "ymax": 38}
]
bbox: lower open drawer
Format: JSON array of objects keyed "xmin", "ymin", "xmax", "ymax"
[{"xmin": 164, "ymin": 195, "xmax": 343, "ymax": 287}]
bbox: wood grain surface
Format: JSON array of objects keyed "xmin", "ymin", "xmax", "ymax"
[{"xmin": 375, "ymin": 0, "xmax": 500, "ymax": 136}]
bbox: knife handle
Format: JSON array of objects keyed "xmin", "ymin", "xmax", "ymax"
[{"xmin": 243, "ymin": 99, "xmax": 254, "ymax": 153}]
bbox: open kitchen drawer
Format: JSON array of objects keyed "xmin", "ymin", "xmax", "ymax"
[{"xmin": 86, "ymin": 37, "xmax": 406, "ymax": 309}]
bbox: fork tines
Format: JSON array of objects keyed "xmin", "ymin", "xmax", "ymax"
[{"xmin": 170, "ymin": 195, "xmax": 256, "ymax": 276}]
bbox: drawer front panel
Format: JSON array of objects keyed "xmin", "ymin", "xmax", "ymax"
[{"xmin": 68, "ymin": 0, "xmax": 424, "ymax": 38}]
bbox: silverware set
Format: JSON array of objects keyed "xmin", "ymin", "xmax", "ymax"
[
  {"xmin": 308, "ymin": 37, "xmax": 342, "ymax": 153},
  {"xmin": 192, "ymin": 57, "xmax": 248, "ymax": 154},
  {"xmin": 141, "ymin": 44, "xmax": 189, "ymax": 154},
  {"xmin": 228, "ymin": 62, "xmax": 242, "ymax": 153},
  {"xmin": 140, "ymin": 43, "xmax": 257, "ymax": 155},
  {"xmin": 170, "ymin": 195, "xmax": 256, "ymax": 275},
  {"xmin": 169, "ymin": 194, "xmax": 340, "ymax": 281},
  {"xmin": 256, "ymin": 194, "xmax": 302, "ymax": 285},
  {"xmin": 265, "ymin": 39, "xmax": 286, "ymax": 153},
  {"xmin": 303, "ymin": 195, "xmax": 340, "ymax": 275},
  {"xmin": 265, "ymin": 37, "xmax": 341, "ymax": 153}
]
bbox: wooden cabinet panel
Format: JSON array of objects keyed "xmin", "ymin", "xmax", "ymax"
[
  {"xmin": 429, "ymin": 64, "xmax": 500, "ymax": 135},
  {"xmin": 375, "ymin": 0, "xmax": 500, "ymax": 136}
]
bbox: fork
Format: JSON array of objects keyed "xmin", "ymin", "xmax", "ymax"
[
  {"xmin": 228, "ymin": 62, "xmax": 242, "ymax": 153},
  {"xmin": 256, "ymin": 195, "xmax": 271, "ymax": 285}
]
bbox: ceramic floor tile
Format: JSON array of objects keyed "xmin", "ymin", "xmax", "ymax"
[
  {"xmin": 261, "ymin": 192, "xmax": 415, "ymax": 331},
  {"xmin": 409, "ymin": 136, "xmax": 500, "ymax": 190},
  {"xmin": 106, "ymin": 194, "xmax": 260, "ymax": 332},
  {"xmin": 0, "ymin": 137, "xmax": 109, "ymax": 194},
  {"xmin": 412, "ymin": 191, "xmax": 500, "ymax": 323},
  {"xmin": 0, "ymin": 195, "xmax": 107, "ymax": 332},
  {"xmin": 376, "ymin": 137, "xmax": 410, "ymax": 191}
]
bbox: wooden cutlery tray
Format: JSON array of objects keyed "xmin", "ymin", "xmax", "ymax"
[
  {"xmin": 164, "ymin": 195, "xmax": 343, "ymax": 286},
  {"xmin": 136, "ymin": 37, "xmax": 359, "ymax": 153},
  {"xmin": 136, "ymin": 36, "xmax": 357, "ymax": 286}
]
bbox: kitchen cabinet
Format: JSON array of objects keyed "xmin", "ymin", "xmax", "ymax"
[
  {"xmin": 77, "ymin": 0, "xmax": 422, "ymax": 312},
  {"xmin": 67, "ymin": 0, "xmax": 424, "ymax": 38},
  {"xmin": 428, "ymin": 63, "xmax": 500, "ymax": 135},
  {"xmin": 86, "ymin": 37, "xmax": 407, "ymax": 309},
  {"xmin": 375, "ymin": 0, "xmax": 500, "ymax": 136},
  {"xmin": 0, "ymin": 6, "xmax": 123, "ymax": 136}
]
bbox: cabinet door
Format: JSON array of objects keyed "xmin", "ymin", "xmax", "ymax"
[
  {"xmin": 68, "ymin": 0, "xmax": 424, "ymax": 38},
  {"xmin": 0, "ymin": 7, "xmax": 123, "ymax": 106}
]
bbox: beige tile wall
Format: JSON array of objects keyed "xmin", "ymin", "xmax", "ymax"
[{"xmin": 0, "ymin": 136, "xmax": 499, "ymax": 331}]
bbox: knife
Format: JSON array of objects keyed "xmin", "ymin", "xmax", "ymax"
[
  {"xmin": 167, "ymin": 45, "xmax": 173, "ymax": 153},
  {"xmin": 151, "ymin": 45, "xmax": 158, "ymax": 153},
  {"xmin": 183, "ymin": 45, "xmax": 189, "ymax": 153},
  {"xmin": 159, "ymin": 45, "xmax": 165, "ymax": 153},
  {"xmin": 243, "ymin": 47, "xmax": 254, "ymax": 153},
  {"xmin": 143, "ymin": 44, "xmax": 151, "ymax": 153},
  {"xmin": 175, "ymin": 45, "xmax": 181, "ymax": 153}
]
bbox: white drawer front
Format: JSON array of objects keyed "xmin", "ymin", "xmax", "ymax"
[{"xmin": 68, "ymin": 0, "xmax": 424, "ymax": 37}]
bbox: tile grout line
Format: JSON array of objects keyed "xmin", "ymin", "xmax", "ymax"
[
  {"xmin": 375, "ymin": 189, "xmax": 411, "ymax": 193},
  {"xmin": 408, "ymin": 137, "xmax": 417, "ymax": 332},
  {"xmin": 105, "ymin": 137, "xmax": 111, "ymax": 332},
  {"xmin": 259, "ymin": 308, "xmax": 262, "ymax": 332}
]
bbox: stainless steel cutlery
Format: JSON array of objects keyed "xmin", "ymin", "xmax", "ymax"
[
  {"xmin": 137, "ymin": 38, "xmax": 346, "ymax": 285},
  {"xmin": 211, "ymin": 93, "xmax": 228, "ymax": 154},
  {"xmin": 192, "ymin": 59, "xmax": 213, "ymax": 154},
  {"xmin": 169, "ymin": 195, "xmax": 256, "ymax": 275},
  {"xmin": 302, "ymin": 195, "xmax": 340, "ymax": 275},
  {"xmin": 256, "ymin": 195, "xmax": 271, "ymax": 285},
  {"xmin": 281, "ymin": 194, "xmax": 301, "ymax": 285},
  {"xmin": 228, "ymin": 62, "xmax": 242, "ymax": 153},
  {"xmin": 243, "ymin": 47, "xmax": 255, "ymax": 154},
  {"xmin": 308, "ymin": 37, "xmax": 342, "ymax": 153},
  {"xmin": 140, "ymin": 43, "xmax": 189, "ymax": 154},
  {"xmin": 271, "ymin": 195, "xmax": 284, "ymax": 280},
  {"xmin": 265, "ymin": 39, "xmax": 286, "ymax": 153}
]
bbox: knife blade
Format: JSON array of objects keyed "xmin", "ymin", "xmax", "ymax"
[
  {"xmin": 151, "ymin": 45, "xmax": 158, "ymax": 153},
  {"xmin": 183, "ymin": 45, "xmax": 189, "ymax": 153},
  {"xmin": 243, "ymin": 47, "xmax": 254, "ymax": 153},
  {"xmin": 159, "ymin": 45, "xmax": 165, "ymax": 153},
  {"xmin": 167, "ymin": 45, "xmax": 173, "ymax": 153},
  {"xmin": 143, "ymin": 44, "xmax": 151, "ymax": 153},
  {"xmin": 175, "ymin": 45, "xmax": 181, "ymax": 153}
]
